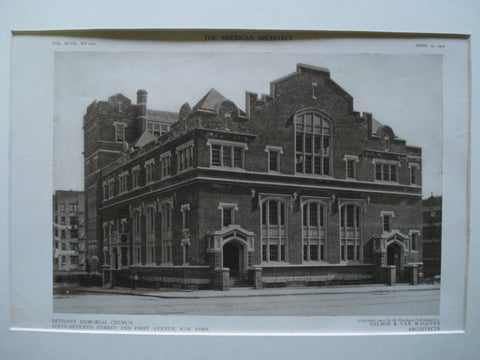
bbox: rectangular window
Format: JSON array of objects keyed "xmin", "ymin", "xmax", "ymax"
[
  {"xmin": 108, "ymin": 179, "xmax": 114, "ymax": 198},
  {"xmin": 223, "ymin": 208, "xmax": 232, "ymax": 227},
  {"xmin": 375, "ymin": 162, "xmax": 399, "ymax": 182},
  {"xmin": 269, "ymin": 244, "xmax": 278, "ymax": 261},
  {"xmin": 211, "ymin": 145, "xmax": 221, "ymax": 166},
  {"xmin": 233, "ymin": 147, "xmax": 243, "ymax": 168},
  {"xmin": 223, "ymin": 146, "xmax": 232, "ymax": 167},
  {"xmin": 269, "ymin": 151, "xmax": 278, "ymax": 171},
  {"xmin": 145, "ymin": 160, "xmax": 155, "ymax": 184},
  {"xmin": 183, "ymin": 209, "xmax": 189, "ymax": 229},
  {"xmin": 410, "ymin": 165, "xmax": 419, "ymax": 185},
  {"xmin": 177, "ymin": 143, "xmax": 194, "ymax": 172},
  {"xmin": 383, "ymin": 215, "xmax": 391, "ymax": 232},
  {"xmin": 262, "ymin": 245, "xmax": 267, "ymax": 261},
  {"xmin": 119, "ymin": 173, "xmax": 128, "ymax": 194},
  {"xmin": 309, "ymin": 203, "xmax": 318, "ymax": 227},
  {"xmin": 310, "ymin": 245, "xmax": 319, "ymax": 261},
  {"xmin": 375, "ymin": 164, "xmax": 382, "ymax": 180},
  {"xmin": 61, "ymin": 216, "xmax": 65, "ymax": 225},
  {"xmin": 181, "ymin": 204, "xmax": 190, "ymax": 230},
  {"xmin": 69, "ymin": 203, "xmax": 78, "ymax": 212},
  {"xmin": 160, "ymin": 154, "xmax": 171, "ymax": 178},
  {"xmin": 269, "ymin": 201, "xmax": 278, "ymax": 225},
  {"xmin": 132, "ymin": 167, "xmax": 140, "ymax": 188},
  {"xmin": 71, "ymin": 256, "xmax": 79, "ymax": 265},
  {"xmin": 60, "ymin": 203, "xmax": 65, "ymax": 212},
  {"xmin": 268, "ymin": 150, "xmax": 279, "ymax": 172},
  {"xmin": 210, "ymin": 142, "xmax": 245, "ymax": 169},
  {"xmin": 411, "ymin": 233, "xmax": 419, "ymax": 251},
  {"xmin": 70, "ymin": 228, "xmax": 78, "ymax": 238},
  {"xmin": 346, "ymin": 159, "xmax": 356, "ymax": 179},
  {"xmin": 115, "ymin": 125, "xmax": 125, "ymax": 142}
]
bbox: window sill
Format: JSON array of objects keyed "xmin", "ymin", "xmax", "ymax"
[
  {"xmin": 294, "ymin": 173, "xmax": 334, "ymax": 179},
  {"xmin": 210, "ymin": 166, "xmax": 246, "ymax": 172}
]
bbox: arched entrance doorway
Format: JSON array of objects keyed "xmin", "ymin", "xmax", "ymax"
[
  {"xmin": 387, "ymin": 242, "xmax": 402, "ymax": 279},
  {"xmin": 223, "ymin": 242, "xmax": 240, "ymax": 277}
]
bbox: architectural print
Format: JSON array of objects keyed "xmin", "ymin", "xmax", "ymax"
[{"xmin": 82, "ymin": 64, "xmax": 424, "ymax": 290}]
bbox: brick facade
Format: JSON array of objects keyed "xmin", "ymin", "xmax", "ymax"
[
  {"xmin": 83, "ymin": 64, "xmax": 423, "ymax": 289},
  {"xmin": 53, "ymin": 190, "xmax": 85, "ymax": 272}
]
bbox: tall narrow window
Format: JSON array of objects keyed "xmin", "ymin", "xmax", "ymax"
[
  {"xmin": 261, "ymin": 198, "xmax": 288, "ymax": 262},
  {"xmin": 177, "ymin": 141, "xmax": 194, "ymax": 172},
  {"xmin": 340, "ymin": 203, "xmax": 362, "ymax": 261},
  {"xmin": 381, "ymin": 211, "xmax": 394, "ymax": 233},
  {"xmin": 160, "ymin": 202, "xmax": 173, "ymax": 264},
  {"xmin": 146, "ymin": 206, "xmax": 156, "ymax": 264},
  {"xmin": 118, "ymin": 171, "xmax": 129, "ymax": 194},
  {"xmin": 132, "ymin": 209, "xmax": 141, "ymax": 264},
  {"xmin": 410, "ymin": 163, "xmax": 420, "ymax": 185},
  {"xmin": 181, "ymin": 204, "xmax": 190, "ymax": 230},
  {"xmin": 132, "ymin": 166, "xmax": 140, "ymax": 188},
  {"xmin": 344, "ymin": 155, "xmax": 358, "ymax": 179},
  {"xmin": 160, "ymin": 152, "xmax": 171, "ymax": 179},
  {"xmin": 410, "ymin": 231, "xmax": 420, "ymax": 251},
  {"xmin": 145, "ymin": 159, "xmax": 155, "ymax": 184},
  {"xmin": 302, "ymin": 200, "xmax": 326, "ymax": 262},
  {"xmin": 295, "ymin": 111, "xmax": 331, "ymax": 176}
]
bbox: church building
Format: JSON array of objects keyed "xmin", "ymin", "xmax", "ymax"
[{"xmin": 83, "ymin": 64, "xmax": 423, "ymax": 290}]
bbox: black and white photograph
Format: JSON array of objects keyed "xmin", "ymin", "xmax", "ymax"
[
  {"xmin": 51, "ymin": 50, "xmax": 444, "ymax": 317},
  {"xmin": 3, "ymin": 1, "xmax": 480, "ymax": 359}
]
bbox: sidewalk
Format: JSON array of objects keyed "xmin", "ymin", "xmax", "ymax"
[{"xmin": 72, "ymin": 283, "xmax": 440, "ymax": 299}]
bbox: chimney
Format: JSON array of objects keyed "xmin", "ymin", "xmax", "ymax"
[{"xmin": 137, "ymin": 89, "xmax": 148, "ymax": 132}]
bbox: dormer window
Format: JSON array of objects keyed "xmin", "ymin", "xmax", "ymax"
[{"xmin": 114, "ymin": 122, "xmax": 127, "ymax": 142}]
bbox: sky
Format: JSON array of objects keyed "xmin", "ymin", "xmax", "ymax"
[{"xmin": 54, "ymin": 51, "xmax": 443, "ymax": 197}]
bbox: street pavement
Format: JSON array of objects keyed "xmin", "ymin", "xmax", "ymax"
[{"xmin": 53, "ymin": 284, "xmax": 440, "ymax": 315}]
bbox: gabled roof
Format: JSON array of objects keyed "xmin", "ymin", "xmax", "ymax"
[
  {"xmin": 192, "ymin": 88, "xmax": 229, "ymax": 112},
  {"xmin": 133, "ymin": 130, "xmax": 156, "ymax": 148},
  {"xmin": 146, "ymin": 109, "xmax": 178, "ymax": 123},
  {"xmin": 371, "ymin": 117, "xmax": 383, "ymax": 136}
]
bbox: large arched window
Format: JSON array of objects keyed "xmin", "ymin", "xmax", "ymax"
[
  {"xmin": 340, "ymin": 203, "xmax": 362, "ymax": 261},
  {"xmin": 302, "ymin": 200, "xmax": 327, "ymax": 261},
  {"xmin": 295, "ymin": 111, "xmax": 332, "ymax": 176},
  {"xmin": 261, "ymin": 198, "xmax": 288, "ymax": 262}
]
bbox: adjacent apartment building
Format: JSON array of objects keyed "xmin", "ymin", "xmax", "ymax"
[
  {"xmin": 83, "ymin": 64, "xmax": 423, "ymax": 289},
  {"xmin": 422, "ymin": 195, "xmax": 442, "ymax": 278},
  {"xmin": 53, "ymin": 190, "xmax": 85, "ymax": 272}
]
